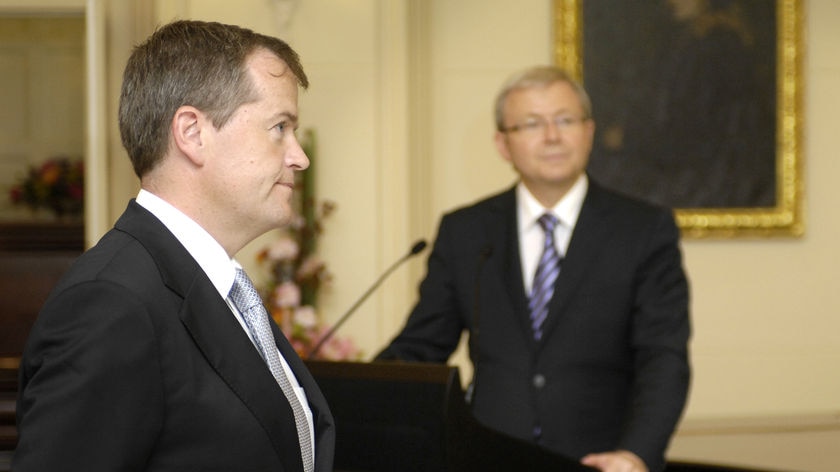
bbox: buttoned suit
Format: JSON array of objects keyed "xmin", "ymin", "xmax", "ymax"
[
  {"xmin": 378, "ymin": 179, "xmax": 690, "ymax": 471},
  {"xmin": 15, "ymin": 201, "xmax": 335, "ymax": 471}
]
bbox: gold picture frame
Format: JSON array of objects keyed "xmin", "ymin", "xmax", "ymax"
[{"xmin": 554, "ymin": 0, "xmax": 804, "ymax": 238}]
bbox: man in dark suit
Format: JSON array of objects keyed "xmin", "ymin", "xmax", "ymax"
[
  {"xmin": 377, "ymin": 66, "xmax": 690, "ymax": 472},
  {"xmin": 14, "ymin": 20, "xmax": 334, "ymax": 471}
]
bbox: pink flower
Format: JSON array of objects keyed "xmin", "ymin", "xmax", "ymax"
[
  {"xmin": 273, "ymin": 281, "xmax": 301, "ymax": 308},
  {"xmin": 310, "ymin": 327, "xmax": 362, "ymax": 361},
  {"xmin": 297, "ymin": 255, "xmax": 325, "ymax": 279},
  {"xmin": 255, "ymin": 193, "xmax": 359, "ymax": 361},
  {"xmin": 293, "ymin": 305, "xmax": 318, "ymax": 329},
  {"xmin": 266, "ymin": 234, "xmax": 299, "ymax": 261},
  {"xmin": 288, "ymin": 213, "xmax": 306, "ymax": 231}
]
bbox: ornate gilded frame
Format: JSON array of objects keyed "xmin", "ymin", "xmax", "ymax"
[{"xmin": 554, "ymin": 0, "xmax": 804, "ymax": 238}]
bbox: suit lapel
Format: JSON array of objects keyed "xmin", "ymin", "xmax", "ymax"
[
  {"xmin": 488, "ymin": 189, "xmax": 534, "ymax": 345},
  {"xmin": 180, "ymin": 284, "xmax": 305, "ymax": 471},
  {"xmin": 116, "ymin": 201, "xmax": 306, "ymax": 471},
  {"xmin": 538, "ymin": 182, "xmax": 615, "ymax": 344},
  {"xmin": 269, "ymin": 320, "xmax": 335, "ymax": 469},
  {"xmin": 183, "ymin": 282, "xmax": 334, "ymax": 471}
]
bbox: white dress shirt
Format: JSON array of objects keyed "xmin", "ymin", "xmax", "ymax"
[
  {"xmin": 516, "ymin": 175, "xmax": 587, "ymax": 294},
  {"xmin": 135, "ymin": 189, "xmax": 315, "ymax": 458}
]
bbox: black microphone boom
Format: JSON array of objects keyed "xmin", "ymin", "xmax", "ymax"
[{"xmin": 306, "ymin": 239, "xmax": 428, "ymax": 359}]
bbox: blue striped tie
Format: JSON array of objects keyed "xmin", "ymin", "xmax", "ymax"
[{"xmin": 529, "ymin": 214, "xmax": 561, "ymax": 340}]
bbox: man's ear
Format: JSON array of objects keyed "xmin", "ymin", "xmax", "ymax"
[
  {"xmin": 171, "ymin": 106, "xmax": 207, "ymax": 166},
  {"xmin": 494, "ymin": 131, "xmax": 513, "ymax": 163}
]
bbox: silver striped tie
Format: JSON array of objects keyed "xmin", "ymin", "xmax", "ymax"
[{"xmin": 229, "ymin": 268, "xmax": 314, "ymax": 472}]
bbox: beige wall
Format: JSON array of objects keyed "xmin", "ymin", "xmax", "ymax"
[
  {"xmin": 241, "ymin": 2, "xmax": 840, "ymax": 469},
  {"xmin": 283, "ymin": 1, "xmax": 840, "ymax": 470},
  {"xmin": 280, "ymin": 0, "xmax": 840, "ymax": 423},
  {"xmin": 5, "ymin": 0, "xmax": 838, "ymax": 469},
  {"xmin": 0, "ymin": 16, "xmax": 85, "ymax": 220}
]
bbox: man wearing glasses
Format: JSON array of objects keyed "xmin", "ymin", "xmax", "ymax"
[{"xmin": 378, "ymin": 65, "xmax": 690, "ymax": 472}]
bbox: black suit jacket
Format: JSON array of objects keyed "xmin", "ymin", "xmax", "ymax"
[
  {"xmin": 379, "ymin": 180, "xmax": 690, "ymax": 471},
  {"xmin": 14, "ymin": 201, "xmax": 335, "ymax": 471}
]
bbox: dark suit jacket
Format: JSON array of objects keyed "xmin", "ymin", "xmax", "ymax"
[
  {"xmin": 378, "ymin": 180, "xmax": 690, "ymax": 472},
  {"xmin": 14, "ymin": 201, "xmax": 335, "ymax": 471}
]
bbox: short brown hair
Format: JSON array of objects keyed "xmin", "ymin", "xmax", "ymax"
[
  {"xmin": 118, "ymin": 20, "xmax": 308, "ymax": 177},
  {"xmin": 493, "ymin": 65, "xmax": 592, "ymax": 132}
]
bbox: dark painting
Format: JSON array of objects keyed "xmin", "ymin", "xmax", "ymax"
[{"xmin": 582, "ymin": 0, "xmax": 777, "ymax": 210}]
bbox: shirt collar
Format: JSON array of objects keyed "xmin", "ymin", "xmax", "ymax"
[
  {"xmin": 516, "ymin": 174, "xmax": 588, "ymax": 231},
  {"xmin": 136, "ymin": 189, "xmax": 238, "ymax": 298}
]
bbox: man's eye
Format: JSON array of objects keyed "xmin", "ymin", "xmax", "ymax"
[
  {"xmin": 521, "ymin": 121, "xmax": 542, "ymax": 131},
  {"xmin": 554, "ymin": 116, "xmax": 583, "ymax": 128}
]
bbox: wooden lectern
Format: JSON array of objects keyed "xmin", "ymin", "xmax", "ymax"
[{"xmin": 306, "ymin": 360, "xmax": 594, "ymax": 472}]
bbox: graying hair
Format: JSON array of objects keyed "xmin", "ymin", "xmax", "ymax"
[
  {"xmin": 493, "ymin": 65, "xmax": 592, "ymax": 131},
  {"xmin": 119, "ymin": 20, "xmax": 308, "ymax": 178}
]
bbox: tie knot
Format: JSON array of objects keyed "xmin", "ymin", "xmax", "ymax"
[
  {"xmin": 537, "ymin": 213, "xmax": 559, "ymax": 233},
  {"xmin": 229, "ymin": 268, "xmax": 262, "ymax": 313}
]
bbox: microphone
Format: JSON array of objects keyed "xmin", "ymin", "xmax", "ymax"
[
  {"xmin": 306, "ymin": 239, "xmax": 428, "ymax": 359},
  {"xmin": 466, "ymin": 244, "xmax": 493, "ymax": 405}
]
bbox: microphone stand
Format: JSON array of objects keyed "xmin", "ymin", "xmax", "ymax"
[
  {"xmin": 466, "ymin": 244, "xmax": 493, "ymax": 405},
  {"xmin": 307, "ymin": 240, "xmax": 427, "ymax": 360}
]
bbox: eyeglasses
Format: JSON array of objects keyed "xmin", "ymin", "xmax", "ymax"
[{"xmin": 501, "ymin": 115, "xmax": 589, "ymax": 135}]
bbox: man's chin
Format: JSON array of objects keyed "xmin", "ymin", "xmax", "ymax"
[{"xmin": 269, "ymin": 205, "xmax": 294, "ymax": 228}]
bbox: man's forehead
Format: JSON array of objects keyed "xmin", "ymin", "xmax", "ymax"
[
  {"xmin": 247, "ymin": 48, "xmax": 293, "ymax": 79},
  {"xmin": 511, "ymin": 80, "xmax": 583, "ymax": 104},
  {"xmin": 244, "ymin": 50, "xmax": 299, "ymax": 106}
]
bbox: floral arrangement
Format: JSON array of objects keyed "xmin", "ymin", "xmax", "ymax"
[
  {"xmin": 257, "ymin": 130, "xmax": 362, "ymax": 361},
  {"xmin": 8, "ymin": 156, "xmax": 84, "ymax": 217}
]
